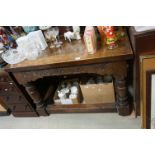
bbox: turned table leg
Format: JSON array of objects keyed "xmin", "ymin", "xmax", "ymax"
[
  {"xmin": 114, "ymin": 76, "xmax": 131, "ymax": 116},
  {"xmin": 24, "ymin": 82, "xmax": 49, "ymax": 116},
  {"xmin": 24, "ymin": 82, "xmax": 43, "ymax": 107}
]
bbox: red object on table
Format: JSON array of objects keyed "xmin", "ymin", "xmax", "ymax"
[{"xmin": 103, "ymin": 26, "xmax": 118, "ymax": 49}]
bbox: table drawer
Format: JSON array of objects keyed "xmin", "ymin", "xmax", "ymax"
[
  {"xmin": 8, "ymin": 104, "xmax": 32, "ymax": 112},
  {"xmin": 0, "ymin": 95, "xmax": 29, "ymax": 105},
  {"xmin": 0, "ymin": 70, "xmax": 12, "ymax": 82},
  {"xmin": 15, "ymin": 104, "xmax": 32, "ymax": 112},
  {"xmin": 0, "ymin": 82, "xmax": 18, "ymax": 94},
  {"xmin": 12, "ymin": 111, "xmax": 38, "ymax": 117},
  {"xmin": 0, "ymin": 76, "xmax": 11, "ymax": 82}
]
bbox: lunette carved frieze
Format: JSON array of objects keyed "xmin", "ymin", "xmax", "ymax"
[{"xmin": 13, "ymin": 61, "xmax": 127, "ymax": 85}]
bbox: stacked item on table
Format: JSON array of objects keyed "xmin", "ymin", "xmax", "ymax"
[
  {"xmin": 83, "ymin": 26, "xmax": 126, "ymax": 54},
  {"xmin": 53, "ymin": 79, "xmax": 82, "ymax": 105},
  {"xmin": 0, "ymin": 27, "xmax": 17, "ymax": 66},
  {"xmin": 84, "ymin": 26, "xmax": 97, "ymax": 54},
  {"xmin": 1, "ymin": 30, "xmax": 48, "ymax": 64},
  {"xmin": 16, "ymin": 30, "xmax": 48, "ymax": 60}
]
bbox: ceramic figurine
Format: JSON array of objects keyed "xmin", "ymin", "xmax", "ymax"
[
  {"xmin": 61, "ymin": 88, "xmax": 70, "ymax": 94},
  {"xmin": 71, "ymin": 86, "xmax": 78, "ymax": 94},
  {"xmin": 58, "ymin": 90, "xmax": 66, "ymax": 99},
  {"xmin": 69, "ymin": 86, "xmax": 78, "ymax": 99},
  {"xmin": 73, "ymin": 26, "xmax": 81, "ymax": 40},
  {"xmin": 103, "ymin": 26, "xmax": 118, "ymax": 49},
  {"xmin": 64, "ymin": 31, "xmax": 75, "ymax": 42},
  {"xmin": 69, "ymin": 93, "xmax": 77, "ymax": 99}
]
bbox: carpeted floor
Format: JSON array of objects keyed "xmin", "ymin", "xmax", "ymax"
[{"xmin": 0, "ymin": 113, "xmax": 140, "ymax": 129}]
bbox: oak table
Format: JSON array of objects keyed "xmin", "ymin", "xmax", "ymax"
[{"xmin": 5, "ymin": 36, "xmax": 133, "ymax": 116}]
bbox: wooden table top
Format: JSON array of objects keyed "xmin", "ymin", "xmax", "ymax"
[{"xmin": 5, "ymin": 34, "xmax": 133, "ymax": 72}]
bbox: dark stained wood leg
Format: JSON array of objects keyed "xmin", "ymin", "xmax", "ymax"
[
  {"xmin": 115, "ymin": 76, "xmax": 131, "ymax": 116},
  {"xmin": 24, "ymin": 82, "xmax": 49, "ymax": 116},
  {"xmin": 24, "ymin": 82, "xmax": 43, "ymax": 107},
  {"xmin": 37, "ymin": 107, "xmax": 49, "ymax": 116}
]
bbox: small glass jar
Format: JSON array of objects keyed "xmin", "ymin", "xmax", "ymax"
[{"xmin": 103, "ymin": 26, "xmax": 118, "ymax": 49}]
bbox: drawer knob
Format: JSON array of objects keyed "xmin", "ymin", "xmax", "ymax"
[
  {"xmin": 4, "ymin": 88, "xmax": 8, "ymax": 91},
  {"xmin": 9, "ymin": 82, "xmax": 13, "ymax": 85}
]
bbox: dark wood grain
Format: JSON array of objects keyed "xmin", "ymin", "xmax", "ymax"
[
  {"xmin": 47, "ymin": 103, "xmax": 117, "ymax": 113},
  {"xmin": 13, "ymin": 62, "xmax": 127, "ymax": 85},
  {"xmin": 5, "ymin": 36, "xmax": 133, "ymax": 72},
  {"xmin": 12, "ymin": 111, "xmax": 38, "ymax": 117},
  {"xmin": 4, "ymin": 31, "xmax": 133, "ymax": 116},
  {"xmin": 0, "ymin": 69, "xmax": 38, "ymax": 117}
]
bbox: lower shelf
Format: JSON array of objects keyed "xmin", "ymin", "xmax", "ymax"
[
  {"xmin": 12, "ymin": 111, "xmax": 39, "ymax": 117},
  {"xmin": 0, "ymin": 111, "xmax": 10, "ymax": 116},
  {"xmin": 46, "ymin": 103, "xmax": 117, "ymax": 114}
]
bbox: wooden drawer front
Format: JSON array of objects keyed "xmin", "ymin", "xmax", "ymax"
[
  {"xmin": 0, "ymin": 82, "xmax": 18, "ymax": 94},
  {"xmin": 12, "ymin": 111, "xmax": 38, "ymax": 117},
  {"xmin": 7, "ymin": 104, "xmax": 32, "ymax": 112},
  {"xmin": 0, "ymin": 95, "xmax": 29, "ymax": 105},
  {"xmin": 7, "ymin": 105, "xmax": 16, "ymax": 112},
  {"xmin": 0, "ymin": 71, "xmax": 11, "ymax": 82},
  {"xmin": 15, "ymin": 104, "xmax": 32, "ymax": 112},
  {"xmin": 0, "ymin": 76, "xmax": 11, "ymax": 83},
  {"xmin": 1, "ymin": 95, "xmax": 34, "ymax": 112}
]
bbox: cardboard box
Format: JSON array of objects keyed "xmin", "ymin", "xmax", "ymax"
[
  {"xmin": 80, "ymin": 81, "xmax": 115, "ymax": 104},
  {"xmin": 0, "ymin": 104, "xmax": 6, "ymax": 112},
  {"xmin": 0, "ymin": 99, "xmax": 7, "ymax": 112},
  {"xmin": 53, "ymin": 79, "xmax": 82, "ymax": 105}
]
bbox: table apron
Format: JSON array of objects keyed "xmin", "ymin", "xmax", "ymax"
[{"xmin": 13, "ymin": 61, "xmax": 127, "ymax": 85}]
